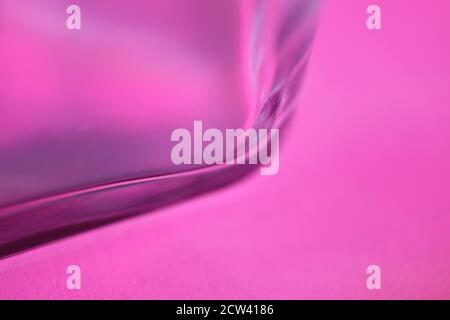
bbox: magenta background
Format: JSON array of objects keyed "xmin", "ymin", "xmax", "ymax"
[{"xmin": 1, "ymin": 0, "xmax": 450, "ymax": 299}]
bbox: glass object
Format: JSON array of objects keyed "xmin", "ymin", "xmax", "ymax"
[{"xmin": 0, "ymin": 0, "xmax": 321, "ymax": 257}]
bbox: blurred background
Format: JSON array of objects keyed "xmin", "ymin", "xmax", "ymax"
[{"xmin": 0, "ymin": 0, "xmax": 449, "ymax": 299}]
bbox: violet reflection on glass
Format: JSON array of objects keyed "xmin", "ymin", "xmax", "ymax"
[{"xmin": 0, "ymin": 0, "xmax": 321, "ymax": 257}]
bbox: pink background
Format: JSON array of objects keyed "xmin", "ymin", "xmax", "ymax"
[{"xmin": 1, "ymin": 0, "xmax": 450, "ymax": 299}]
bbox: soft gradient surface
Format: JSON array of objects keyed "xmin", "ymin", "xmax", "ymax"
[{"xmin": 1, "ymin": 0, "xmax": 450, "ymax": 299}]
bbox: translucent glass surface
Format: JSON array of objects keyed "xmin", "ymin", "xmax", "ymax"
[{"xmin": 0, "ymin": 0, "xmax": 320, "ymax": 256}]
